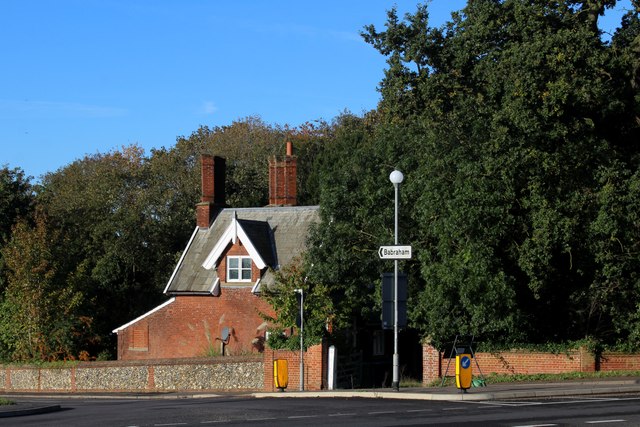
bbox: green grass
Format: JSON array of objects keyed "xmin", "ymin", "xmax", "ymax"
[
  {"xmin": 428, "ymin": 370, "xmax": 640, "ymax": 387},
  {"xmin": 0, "ymin": 398, "xmax": 14, "ymax": 406},
  {"xmin": 400, "ymin": 376, "xmax": 423, "ymax": 388}
]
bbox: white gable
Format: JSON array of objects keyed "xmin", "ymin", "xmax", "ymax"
[{"xmin": 201, "ymin": 217, "xmax": 267, "ymax": 271}]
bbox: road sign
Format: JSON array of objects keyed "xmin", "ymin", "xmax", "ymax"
[
  {"xmin": 378, "ymin": 245, "xmax": 412, "ymax": 260},
  {"xmin": 381, "ymin": 272, "xmax": 407, "ymax": 329}
]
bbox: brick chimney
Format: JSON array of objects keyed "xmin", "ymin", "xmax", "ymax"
[
  {"xmin": 268, "ymin": 141, "xmax": 297, "ymax": 206},
  {"xmin": 196, "ymin": 155, "xmax": 226, "ymax": 228}
]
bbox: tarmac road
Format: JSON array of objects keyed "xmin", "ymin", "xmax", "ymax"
[{"xmin": 3, "ymin": 377, "xmax": 640, "ymax": 426}]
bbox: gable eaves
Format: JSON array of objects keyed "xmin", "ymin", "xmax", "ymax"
[
  {"xmin": 251, "ymin": 277, "xmax": 261, "ymax": 294},
  {"xmin": 201, "ymin": 217, "xmax": 267, "ymax": 270},
  {"xmin": 112, "ymin": 297, "xmax": 176, "ymax": 333},
  {"xmin": 163, "ymin": 226, "xmax": 200, "ymax": 295}
]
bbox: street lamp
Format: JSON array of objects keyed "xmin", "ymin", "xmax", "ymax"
[
  {"xmin": 294, "ymin": 288, "xmax": 304, "ymax": 391},
  {"xmin": 389, "ymin": 169, "xmax": 403, "ymax": 391}
]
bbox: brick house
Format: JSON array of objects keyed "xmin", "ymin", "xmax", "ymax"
[{"xmin": 113, "ymin": 143, "xmax": 319, "ymax": 360}]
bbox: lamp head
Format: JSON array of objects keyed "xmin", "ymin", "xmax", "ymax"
[{"xmin": 389, "ymin": 170, "xmax": 404, "ymax": 185}]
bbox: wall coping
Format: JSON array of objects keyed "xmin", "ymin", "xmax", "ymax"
[{"xmin": 1, "ymin": 355, "xmax": 263, "ymax": 370}]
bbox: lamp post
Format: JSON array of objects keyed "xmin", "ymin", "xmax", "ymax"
[
  {"xmin": 389, "ymin": 169, "xmax": 403, "ymax": 391},
  {"xmin": 294, "ymin": 288, "xmax": 304, "ymax": 391}
]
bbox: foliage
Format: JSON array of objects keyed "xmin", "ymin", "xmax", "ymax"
[
  {"xmin": 0, "ymin": 116, "xmax": 329, "ymax": 361},
  {"xmin": 0, "ymin": 398, "xmax": 14, "ymax": 406},
  {"xmin": 472, "ymin": 338, "xmax": 599, "ymax": 355},
  {"xmin": 0, "ymin": 210, "xmax": 89, "ymax": 361},
  {"xmin": 0, "ymin": 166, "xmax": 34, "ymax": 291},
  {"xmin": 301, "ymin": 0, "xmax": 640, "ymax": 350},
  {"xmin": 1, "ymin": 1, "xmax": 638, "ymax": 361},
  {"xmin": 261, "ymin": 258, "xmax": 333, "ymax": 350}
]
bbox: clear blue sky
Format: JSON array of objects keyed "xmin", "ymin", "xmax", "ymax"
[{"xmin": 0, "ymin": 1, "xmax": 632, "ymax": 181}]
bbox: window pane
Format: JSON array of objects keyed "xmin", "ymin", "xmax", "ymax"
[
  {"xmin": 241, "ymin": 269, "xmax": 251, "ymax": 280},
  {"xmin": 229, "ymin": 257, "xmax": 238, "ymax": 268},
  {"xmin": 242, "ymin": 258, "xmax": 251, "ymax": 268},
  {"xmin": 229, "ymin": 270, "xmax": 239, "ymax": 280}
]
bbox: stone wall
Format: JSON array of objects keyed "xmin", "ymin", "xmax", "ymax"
[{"xmin": 1, "ymin": 356, "xmax": 263, "ymax": 393}]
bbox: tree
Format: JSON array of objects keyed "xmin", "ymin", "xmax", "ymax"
[
  {"xmin": 0, "ymin": 166, "xmax": 34, "ymax": 291},
  {"xmin": 36, "ymin": 146, "xmax": 168, "ymax": 355},
  {"xmin": 260, "ymin": 258, "xmax": 333, "ymax": 350},
  {"xmin": 304, "ymin": 0, "xmax": 640, "ymax": 349},
  {"xmin": 0, "ymin": 210, "xmax": 88, "ymax": 361}
]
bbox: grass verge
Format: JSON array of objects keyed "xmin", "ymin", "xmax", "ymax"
[
  {"xmin": 428, "ymin": 370, "xmax": 640, "ymax": 387},
  {"xmin": 0, "ymin": 397, "xmax": 15, "ymax": 406}
]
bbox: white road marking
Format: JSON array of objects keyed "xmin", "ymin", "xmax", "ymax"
[
  {"xmin": 288, "ymin": 415, "xmax": 319, "ymax": 419},
  {"xmin": 368, "ymin": 411, "xmax": 397, "ymax": 415},
  {"xmin": 470, "ymin": 396, "xmax": 640, "ymax": 407},
  {"xmin": 476, "ymin": 401, "xmax": 543, "ymax": 407},
  {"xmin": 512, "ymin": 424, "xmax": 558, "ymax": 427},
  {"xmin": 328, "ymin": 413, "xmax": 357, "ymax": 416},
  {"xmin": 585, "ymin": 421, "xmax": 626, "ymax": 424},
  {"xmin": 407, "ymin": 409, "xmax": 433, "ymax": 413}
]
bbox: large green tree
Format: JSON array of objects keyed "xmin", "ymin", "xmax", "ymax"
[
  {"xmin": 0, "ymin": 210, "xmax": 88, "ymax": 361},
  {"xmin": 307, "ymin": 0, "xmax": 639, "ymax": 349}
]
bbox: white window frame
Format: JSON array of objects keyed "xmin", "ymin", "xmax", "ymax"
[{"xmin": 227, "ymin": 256, "xmax": 252, "ymax": 282}]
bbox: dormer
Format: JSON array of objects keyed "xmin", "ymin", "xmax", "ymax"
[{"xmin": 201, "ymin": 215, "xmax": 276, "ymax": 293}]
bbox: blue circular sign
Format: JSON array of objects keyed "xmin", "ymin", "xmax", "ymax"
[{"xmin": 461, "ymin": 356, "xmax": 471, "ymax": 369}]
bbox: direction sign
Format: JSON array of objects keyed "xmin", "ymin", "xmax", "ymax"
[{"xmin": 378, "ymin": 245, "xmax": 412, "ymax": 260}]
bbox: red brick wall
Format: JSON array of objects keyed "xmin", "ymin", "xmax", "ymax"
[
  {"xmin": 422, "ymin": 343, "xmax": 598, "ymax": 385},
  {"xmin": 599, "ymin": 353, "xmax": 640, "ymax": 371},
  {"xmin": 263, "ymin": 343, "xmax": 326, "ymax": 391},
  {"xmin": 422, "ymin": 341, "xmax": 441, "ymax": 383},
  {"xmin": 117, "ymin": 290, "xmax": 275, "ymax": 360}
]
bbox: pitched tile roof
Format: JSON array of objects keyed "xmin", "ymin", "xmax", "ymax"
[{"xmin": 164, "ymin": 205, "xmax": 320, "ymax": 295}]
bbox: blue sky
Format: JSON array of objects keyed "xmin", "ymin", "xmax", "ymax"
[{"xmin": 0, "ymin": 1, "xmax": 632, "ymax": 181}]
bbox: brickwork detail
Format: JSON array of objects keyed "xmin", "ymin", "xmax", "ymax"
[
  {"xmin": 268, "ymin": 152, "xmax": 297, "ymax": 206},
  {"xmin": 117, "ymin": 291, "xmax": 275, "ymax": 360},
  {"xmin": 263, "ymin": 343, "xmax": 326, "ymax": 391},
  {"xmin": 421, "ymin": 343, "xmax": 636, "ymax": 385}
]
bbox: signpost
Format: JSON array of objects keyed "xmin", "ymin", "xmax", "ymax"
[
  {"xmin": 387, "ymin": 170, "xmax": 407, "ymax": 391},
  {"xmin": 378, "ymin": 245, "xmax": 412, "ymax": 260}
]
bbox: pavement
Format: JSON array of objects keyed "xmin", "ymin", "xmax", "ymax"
[{"xmin": 3, "ymin": 377, "xmax": 640, "ymax": 418}]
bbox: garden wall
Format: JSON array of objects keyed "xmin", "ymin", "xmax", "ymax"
[
  {"xmin": 263, "ymin": 344, "xmax": 326, "ymax": 391},
  {"xmin": 422, "ymin": 343, "xmax": 640, "ymax": 384},
  {"xmin": 0, "ymin": 356, "xmax": 263, "ymax": 393}
]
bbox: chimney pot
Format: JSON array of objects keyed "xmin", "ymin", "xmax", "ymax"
[
  {"xmin": 197, "ymin": 155, "xmax": 226, "ymax": 228},
  {"xmin": 268, "ymin": 143, "xmax": 297, "ymax": 206}
]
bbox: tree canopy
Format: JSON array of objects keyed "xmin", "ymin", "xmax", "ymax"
[
  {"xmin": 1, "ymin": 1, "xmax": 639, "ymax": 361},
  {"xmin": 304, "ymin": 0, "xmax": 640, "ymax": 349}
]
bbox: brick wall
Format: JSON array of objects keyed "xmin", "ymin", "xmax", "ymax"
[
  {"xmin": 599, "ymin": 353, "xmax": 640, "ymax": 371},
  {"xmin": 263, "ymin": 343, "xmax": 326, "ymax": 391},
  {"xmin": 422, "ymin": 343, "xmax": 618, "ymax": 385},
  {"xmin": 117, "ymin": 290, "xmax": 274, "ymax": 360}
]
